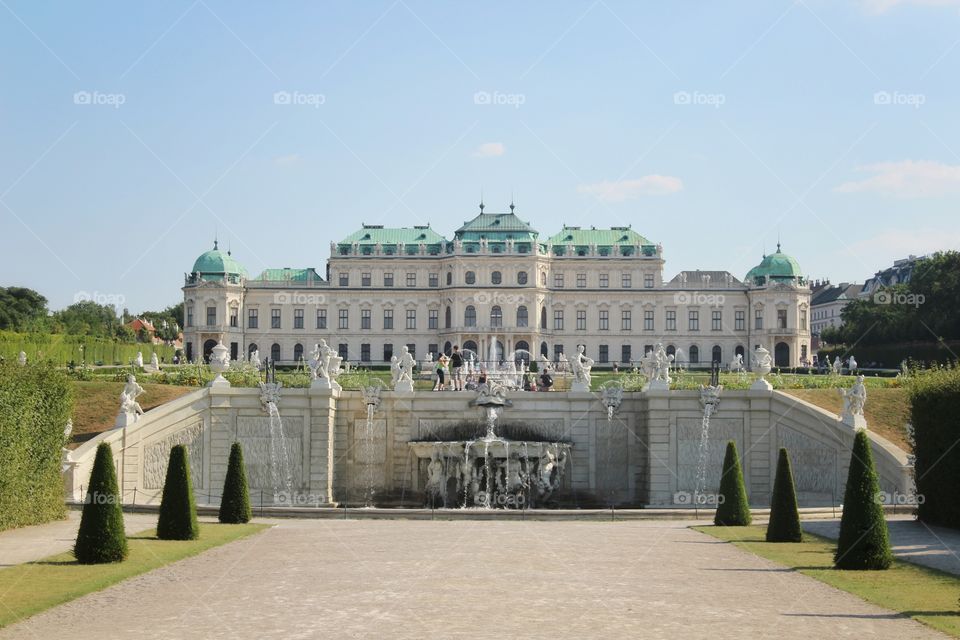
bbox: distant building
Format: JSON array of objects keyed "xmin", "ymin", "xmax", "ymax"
[
  {"xmin": 810, "ymin": 282, "xmax": 863, "ymax": 336},
  {"xmin": 860, "ymin": 255, "xmax": 927, "ymax": 299}
]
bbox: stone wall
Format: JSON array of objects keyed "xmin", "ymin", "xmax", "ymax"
[{"xmin": 63, "ymin": 386, "xmax": 911, "ymax": 509}]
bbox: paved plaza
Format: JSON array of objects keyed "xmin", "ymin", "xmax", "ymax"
[{"xmin": 1, "ymin": 519, "xmax": 948, "ymax": 639}]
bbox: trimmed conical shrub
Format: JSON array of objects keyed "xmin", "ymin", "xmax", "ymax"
[
  {"xmin": 156, "ymin": 445, "xmax": 199, "ymax": 540},
  {"xmin": 219, "ymin": 442, "xmax": 252, "ymax": 524},
  {"xmin": 74, "ymin": 442, "xmax": 128, "ymax": 563},
  {"xmin": 835, "ymin": 430, "xmax": 893, "ymax": 570},
  {"xmin": 766, "ymin": 448, "xmax": 802, "ymax": 542},
  {"xmin": 714, "ymin": 440, "xmax": 752, "ymax": 526}
]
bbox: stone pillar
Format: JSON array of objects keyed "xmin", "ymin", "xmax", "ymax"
[
  {"xmin": 644, "ymin": 388, "xmax": 674, "ymax": 505},
  {"xmin": 746, "ymin": 388, "xmax": 773, "ymax": 505},
  {"xmin": 309, "ymin": 385, "xmax": 339, "ymax": 505},
  {"xmin": 207, "ymin": 387, "xmax": 235, "ymax": 505}
]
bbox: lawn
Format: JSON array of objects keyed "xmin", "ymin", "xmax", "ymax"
[
  {"xmin": 0, "ymin": 523, "xmax": 268, "ymax": 628},
  {"xmin": 70, "ymin": 381, "xmax": 197, "ymax": 442},
  {"xmin": 695, "ymin": 525, "xmax": 960, "ymax": 637},
  {"xmin": 782, "ymin": 387, "xmax": 911, "ymax": 450}
]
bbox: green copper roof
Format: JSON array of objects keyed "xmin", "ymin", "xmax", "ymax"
[
  {"xmin": 745, "ymin": 245, "xmax": 803, "ymax": 284},
  {"xmin": 339, "ymin": 224, "xmax": 446, "ymax": 246},
  {"xmin": 255, "ymin": 268, "xmax": 323, "ymax": 282},
  {"xmin": 546, "ymin": 225, "xmax": 652, "ymax": 247},
  {"xmin": 191, "ymin": 242, "xmax": 247, "ymax": 278},
  {"xmin": 454, "ymin": 211, "xmax": 539, "ymax": 245}
]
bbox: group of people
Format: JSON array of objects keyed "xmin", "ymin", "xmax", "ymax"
[{"xmin": 431, "ymin": 345, "xmax": 555, "ymax": 392}]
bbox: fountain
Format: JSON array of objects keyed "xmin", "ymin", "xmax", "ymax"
[
  {"xmin": 259, "ymin": 366, "xmax": 293, "ymax": 502},
  {"xmin": 599, "ymin": 381, "xmax": 624, "ymax": 422},
  {"xmin": 409, "ymin": 381, "xmax": 572, "ymax": 509},
  {"xmin": 692, "ymin": 383, "xmax": 723, "ymax": 506},
  {"xmin": 359, "ymin": 380, "xmax": 384, "ymax": 505}
]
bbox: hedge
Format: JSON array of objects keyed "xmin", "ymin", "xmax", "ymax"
[
  {"xmin": 835, "ymin": 430, "xmax": 893, "ymax": 569},
  {"xmin": 0, "ymin": 361, "xmax": 72, "ymax": 531},
  {"xmin": 74, "ymin": 442, "xmax": 128, "ymax": 563},
  {"xmin": 766, "ymin": 448, "xmax": 802, "ymax": 542},
  {"xmin": 0, "ymin": 330, "xmax": 175, "ymax": 366},
  {"xmin": 908, "ymin": 366, "xmax": 960, "ymax": 528},
  {"xmin": 714, "ymin": 441, "xmax": 752, "ymax": 526},
  {"xmin": 156, "ymin": 445, "xmax": 200, "ymax": 540},
  {"xmin": 219, "ymin": 442, "xmax": 252, "ymax": 524}
]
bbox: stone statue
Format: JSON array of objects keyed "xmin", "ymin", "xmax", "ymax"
[
  {"xmin": 640, "ymin": 349, "xmax": 657, "ymax": 381},
  {"xmin": 390, "ymin": 355, "xmax": 401, "ymax": 386},
  {"xmin": 150, "ymin": 352, "xmax": 160, "ymax": 370},
  {"xmin": 557, "ymin": 352, "xmax": 569, "ymax": 373},
  {"xmin": 832, "ymin": 356, "xmax": 842, "ymax": 376},
  {"xmin": 848, "ymin": 355, "xmax": 858, "ymax": 373},
  {"xmin": 425, "ymin": 453, "xmax": 445, "ymax": 498},
  {"xmin": 394, "ymin": 346, "xmax": 416, "ymax": 393},
  {"xmin": 18, "ymin": 351, "xmax": 26, "ymax": 366},
  {"xmin": 751, "ymin": 346, "xmax": 773, "ymax": 390},
  {"xmin": 308, "ymin": 343, "xmax": 323, "ymax": 379},
  {"xmin": 728, "ymin": 353, "xmax": 744, "ymax": 374},
  {"xmin": 135, "ymin": 351, "xmax": 144, "ymax": 368},
  {"xmin": 116, "ymin": 374, "xmax": 145, "ymax": 427},
  {"xmin": 645, "ymin": 343, "xmax": 674, "ymax": 390},
  {"xmin": 311, "ymin": 339, "xmax": 342, "ymax": 391},
  {"xmin": 570, "ymin": 345, "xmax": 594, "ymax": 391},
  {"xmin": 840, "ymin": 375, "xmax": 868, "ymax": 430}
]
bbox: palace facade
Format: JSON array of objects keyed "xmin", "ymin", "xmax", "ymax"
[{"xmin": 182, "ymin": 207, "xmax": 812, "ymax": 369}]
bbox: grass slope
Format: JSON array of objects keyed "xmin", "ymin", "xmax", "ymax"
[
  {"xmin": 0, "ymin": 523, "xmax": 267, "ymax": 628},
  {"xmin": 695, "ymin": 525, "xmax": 960, "ymax": 637},
  {"xmin": 782, "ymin": 388, "xmax": 910, "ymax": 451},
  {"xmin": 69, "ymin": 381, "xmax": 197, "ymax": 442}
]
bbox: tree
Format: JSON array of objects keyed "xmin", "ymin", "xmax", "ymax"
[
  {"xmin": 0, "ymin": 286, "xmax": 48, "ymax": 331},
  {"xmin": 219, "ymin": 442, "xmax": 252, "ymax": 524},
  {"xmin": 766, "ymin": 448, "xmax": 802, "ymax": 542},
  {"xmin": 54, "ymin": 300, "xmax": 119, "ymax": 337},
  {"xmin": 714, "ymin": 441, "xmax": 752, "ymax": 526},
  {"xmin": 74, "ymin": 443, "xmax": 128, "ymax": 563},
  {"xmin": 156, "ymin": 445, "xmax": 200, "ymax": 540},
  {"xmin": 835, "ymin": 430, "xmax": 893, "ymax": 569}
]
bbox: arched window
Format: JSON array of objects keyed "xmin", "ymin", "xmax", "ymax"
[
  {"xmin": 271, "ymin": 343, "xmax": 281, "ymax": 363},
  {"xmin": 443, "ymin": 341, "xmax": 452, "ymax": 355},
  {"xmin": 465, "ymin": 306, "xmax": 477, "ymax": 327},
  {"xmin": 689, "ymin": 345, "xmax": 699, "ymax": 364},
  {"xmin": 294, "ymin": 343, "xmax": 304, "ymax": 363},
  {"xmin": 540, "ymin": 271, "xmax": 547, "ymax": 287},
  {"xmin": 540, "ymin": 306, "xmax": 547, "ymax": 329},
  {"xmin": 463, "ymin": 340, "xmax": 478, "ymax": 356},
  {"xmin": 735, "ymin": 345, "xmax": 745, "ymax": 358},
  {"xmin": 666, "ymin": 344, "xmax": 676, "ymax": 357},
  {"xmin": 711, "ymin": 345, "xmax": 722, "ymax": 364},
  {"xmin": 445, "ymin": 306, "xmax": 451, "ymax": 329},
  {"xmin": 490, "ymin": 305, "xmax": 502, "ymax": 328},
  {"xmin": 446, "ymin": 272, "xmax": 452, "ymax": 285},
  {"xmin": 540, "ymin": 341, "xmax": 549, "ymax": 357},
  {"xmin": 517, "ymin": 271, "xmax": 528, "ymax": 285},
  {"xmin": 515, "ymin": 341, "xmax": 530, "ymax": 363},
  {"xmin": 491, "ymin": 271, "xmax": 502, "ymax": 285},
  {"xmin": 465, "ymin": 271, "xmax": 476, "ymax": 285},
  {"xmin": 517, "ymin": 305, "xmax": 528, "ymax": 327},
  {"xmin": 248, "ymin": 343, "xmax": 258, "ymax": 359}
]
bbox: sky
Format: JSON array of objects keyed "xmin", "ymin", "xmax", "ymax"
[{"xmin": 2, "ymin": 0, "xmax": 960, "ymax": 314}]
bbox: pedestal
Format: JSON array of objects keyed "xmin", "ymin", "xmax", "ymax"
[
  {"xmin": 841, "ymin": 413, "xmax": 867, "ymax": 431},
  {"xmin": 208, "ymin": 373, "xmax": 230, "ymax": 388},
  {"xmin": 570, "ymin": 380, "xmax": 590, "ymax": 393},
  {"xmin": 645, "ymin": 379, "xmax": 670, "ymax": 392},
  {"xmin": 750, "ymin": 377, "xmax": 773, "ymax": 391},
  {"xmin": 114, "ymin": 411, "xmax": 138, "ymax": 428},
  {"xmin": 394, "ymin": 379, "xmax": 414, "ymax": 394}
]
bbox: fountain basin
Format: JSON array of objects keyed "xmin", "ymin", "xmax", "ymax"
[{"xmin": 409, "ymin": 440, "xmax": 571, "ymax": 459}]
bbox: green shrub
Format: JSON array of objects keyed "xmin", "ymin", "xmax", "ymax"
[
  {"xmin": 219, "ymin": 442, "xmax": 252, "ymax": 524},
  {"xmin": 907, "ymin": 366, "xmax": 960, "ymax": 528},
  {"xmin": 0, "ymin": 361, "xmax": 72, "ymax": 531},
  {"xmin": 714, "ymin": 441, "xmax": 752, "ymax": 526},
  {"xmin": 835, "ymin": 430, "xmax": 893, "ymax": 570},
  {"xmin": 766, "ymin": 448, "xmax": 802, "ymax": 542},
  {"xmin": 74, "ymin": 443, "xmax": 128, "ymax": 563},
  {"xmin": 156, "ymin": 445, "xmax": 199, "ymax": 540}
]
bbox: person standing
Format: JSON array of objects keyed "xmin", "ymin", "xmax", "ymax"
[
  {"xmin": 434, "ymin": 354, "xmax": 449, "ymax": 391},
  {"xmin": 450, "ymin": 345, "xmax": 464, "ymax": 391}
]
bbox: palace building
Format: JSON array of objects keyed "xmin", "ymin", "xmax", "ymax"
[{"xmin": 182, "ymin": 206, "xmax": 812, "ymax": 369}]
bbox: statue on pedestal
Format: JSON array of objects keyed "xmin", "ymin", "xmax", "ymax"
[
  {"xmin": 570, "ymin": 345, "xmax": 594, "ymax": 391},
  {"xmin": 394, "ymin": 346, "xmax": 416, "ymax": 392},
  {"xmin": 116, "ymin": 375, "xmax": 145, "ymax": 427},
  {"xmin": 18, "ymin": 351, "xmax": 26, "ymax": 366},
  {"xmin": 840, "ymin": 375, "xmax": 868, "ymax": 430}
]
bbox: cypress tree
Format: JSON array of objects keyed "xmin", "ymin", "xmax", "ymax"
[
  {"xmin": 714, "ymin": 440, "xmax": 752, "ymax": 526},
  {"xmin": 156, "ymin": 445, "xmax": 200, "ymax": 540},
  {"xmin": 835, "ymin": 430, "xmax": 893, "ymax": 569},
  {"xmin": 219, "ymin": 442, "xmax": 252, "ymax": 524},
  {"xmin": 74, "ymin": 442, "xmax": 128, "ymax": 563},
  {"xmin": 766, "ymin": 448, "xmax": 802, "ymax": 542}
]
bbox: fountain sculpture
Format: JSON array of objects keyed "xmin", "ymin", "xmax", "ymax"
[
  {"xmin": 839, "ymin": 374, "xmax": 867, "ymax": 430},
  {"xmin": 259, "ymin": 372, "xmax": 293, "ymax": 502},
  {"xmin": 693, "ymin": 383, "xmax": 723, "ymax": 505},
  {"xmin": 751, "ymin": 345, "xmax": 773, "ymax": 390}
]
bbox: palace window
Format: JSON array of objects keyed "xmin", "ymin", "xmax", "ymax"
[
  {"xmin": 361, "ymin": 344, "xmax": 370, "ymax": 362},
  {"xmin": 491, "ymin": 271, "xmax": 502, "ymax": 285},
  {"xmin": 428, "ymin": 309, "xmax": 438, "ymax": 330},
  {"xmin": 383, "ymin": 309, "xmax": 394, "ymax": 330},
  {"xmin": 735, "ymin": 310, "xmax": 745, "ymax": 331},
  {"xmin": 406, "ymin": 272, "xmax": 416, "ymax": 287},
  {"xmin": 644, "ymin": 310, "xmax": 654, "ymax": 331},
  {"xmin": 665, "ymin": 310, "xmax": 676, "ymax": 331},
  {"xmin": 554, "ymin": 310, "xmax": 564, "ymax": 331},
  {"xmin": 599, "ymin": 273, "xmax": 609, "ymax": 288},
  {"xmin": 338, "ymin": 343, "xmax": 348, "ymax": 360},
  {"xmin": 554, "ymin": 272, "xmax": 564, "ymax": 288},
  {"xmin": 576, "ymin": 310, "xmax": 587, "ymax": 331},
  {"xmin": 711, "ymin": 310, "xmax": 722, "ymax": 331},
  {"xmin": 186, "ymin": 306, "xmax": 194, "ymax": 327},
  {"xmin": 294, "ymin": 344, "xmax": 303, "ymax": 363},
  {"xmin": 688, "ymin": 310, "xmax": 699, "ymax": 331},
  {"xmin": 517, "ymin": 271, "xmax": 528, "ymax": 285},
  {"xmin": 247, "ymin": 308, "xmax": 257, "ymax": 329},
  {"xmin": 576, "ymin": 273, "xmax": 587, "ymax": 288},
  {"xmin": 384, "ymin": 273, "xmax": 394, "ymax": 287},
  {"xmin": 622, "ymin": 310, "xmax": 632, "ymax": 331},
  {"xmin": 755, "ymin": 309, "xmax": 764, "ymax": 330},
  {"xmin": 429, "ymin": 273, "xmax": 439, "ymax": 288},
  {"xmin": 383, "ymin": 343, "xmax": 393, "ymax": 362},
  {"xmin": 339, "ymin": 272, "xmax": 349, "ymax": 287},
  {"xmin": 338, "ymin": 309, "xmax": 349, "ymax": 329},
  {"xmin": 445, "ymin": 306, "xmax": 451, "ymax": 329},
  {"xmin": 229, "ymin": 308, "xmax": 238, "ymax": 328},
  {"xmin": 690, "ymin": 345, "xmax": 700, "ymax": 364},
  {"xmin": 294, "ymin": 308, "xmax": 304, "ymax": 329},
  {"xmin": 465, "ymin": 271, "xmax": 476, "ymax": 285},
  {"xmin": 446, "ymin": 272, "xmax": 453, "ymax": 286},
  {"xmin": 406, "ymin": 309, "xmax": 417, "ymax": 330},
  {"xmin": 465, "ymin": 306, "xmax": 477, "ymax": 327},
  {"xmin": 621, "ymin": 344, "xmax": 632, "ymax": 364},
  {"xmin": 800, "ymin": 309, "xmax": 807, "ymax": 330},
  {"xmin": 644, "ymin": 274, "xmax": 654, "ymax": 288},
  {"xmin": 361, "ymin": 309, "xmax": 371, "ymax": 330},
  {"xmin": 622, "ymin": 273, "xmax": 632, "ymax": 288},
  {"xmin": 490, "ymin": 306, "xmax": 503, "ymax": 328},
  {"xmin": 361, "ymin": 272, "xmax": 371, "ymax": 287},
  {"xmin": 598, "ymin": 344, "xmax": 609, "ymax": 363},
  {"xmin": 599, "ymin": 310, "xmax": 609, "ymax": 331},
  {"xmin": 517, "ymin": 306, "xmax": 528, "ymax": 327},
  {"xmin": 317, "ymin": 309, "xmax": 327, "ymax": 329},
  {"xmin": 206, "ymin": 306, "xmax": 216, "ymax": 326},
  {"xmin": 271, "ymin": 309, "xmax": 281, "ymax": 329}
]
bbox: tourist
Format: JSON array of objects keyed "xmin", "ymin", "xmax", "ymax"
[
  {"xmin": 450, "ymin": 345, "xmax": 464, "ymax": 391},
  {"xmin": 434, "ymin": 354, "xmax": 449, "ymax": 391},
  {"xmin": 538, "ymin": 370, "xmax": 554, "ymax": 392}
]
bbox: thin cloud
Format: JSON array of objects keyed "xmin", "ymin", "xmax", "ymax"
[
  {"xmin": 834, "ymin": 160, "xmax": 960, "ymax": 198},
  {"xmin": 473, "ymin": 142, "xmax": 505, "ymax": 158},
  {"xmin": 274, "ymin": 153, "xmax": 302, "ymax": 166},
  {"xmin": 861, "ymin": 0, "xmax": 960, "ymax": 13},
  {"xmin": 577, "ymin": 175, "xmax": 683, "ymax": 202}
]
